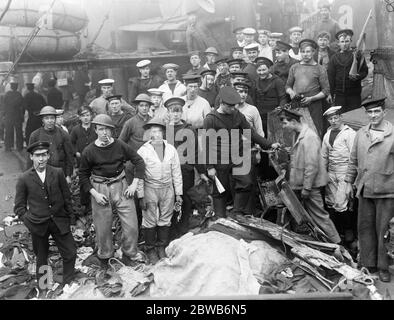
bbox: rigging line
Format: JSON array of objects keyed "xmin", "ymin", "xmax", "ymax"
[
  {"xmin": 0, "ymin": 0, "xmax": 12, "ymax": 24},
  {"xmin": 5, "ymin": 0, "xmax": 57, "ymax": 78}
]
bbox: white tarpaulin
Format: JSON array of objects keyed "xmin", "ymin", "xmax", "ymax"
[{"xmin": 150, "ymin": 231, "xmax": 288, "ymax": 297}]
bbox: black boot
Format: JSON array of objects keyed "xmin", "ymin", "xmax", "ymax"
[
  {"xmin": 143, "ymin": 228, "xmax": 159, "ymax": 265},
  {"xmin": 156, "ymin": 226, "xmax": 171, "ymax": 259}
]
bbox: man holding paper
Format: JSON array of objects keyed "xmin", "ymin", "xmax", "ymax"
[{"xmin": 203, "ymin": 86, "xmax": 280, "ymax": 218}]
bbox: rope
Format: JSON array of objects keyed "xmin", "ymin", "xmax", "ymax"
[
  {"xmin": 5, "ymin": 0, "xmax": 57, "ymax": 78},
  {"xmin": 0, "ymin": 0, "xmax": 12, "ymax": 24}
]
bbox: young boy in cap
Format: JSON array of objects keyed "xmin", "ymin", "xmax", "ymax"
[
  {"xmin": 14, "ymin": 141, "xmax": 77, "ymax": 286},
  {"xmin": 182, "ymin": 74, "xmax": 212, "ymax": 128},
  {"xmin": 137, "ymin": 118, "xmax": 183, "ymax": 263},
  {"xmin": 203, "ymin": 86, "xmax": 280, "ymax": 217},
  {"xmin": 28, "ymin": 106, "xmax": 74, "ymax": 184},
  {"xmin": 199, "ymin": 69, "xmax": 218, "ymax": 108},
  {"xmin": 227, "ymin": 59, "xmax": 244, "ymax": 74},
  {"xmin": 119, "ymin": 94, "xmax": 153, "ymax": 152},
  {"xmin": 164, "ymin": 97, "xmax": 209, "ymax": 239},
  {"xmin": 23, "ymin": 82, "xmax": 47, "ymax": 145},
  {"xmin": 79, "ymin": 114, "xmax": 146, "ymax": 267},
  {"xmin": 147, "ymin": 88, "xmax": 168, "ymax": 122},
  {"xmin": 345, "ymin": 97, "xmax": 394, "ymax": 282},
  {"xmin": 128, "ymin": 60, "xmax": 162, "ymax": 103},
  {"xmin": 107, "ymin": 95, "xmax": 133, "ymax": 139},
  {"xmin": 90, "ymin": 79, "xmax": 134, "ymax": 116},
  {"xmin": 203, "ymin": 47, "xmax": 219, "ymax": 70},
  {"xmin": 321, "ymin": 106, "xmax": 356, "ymax": 244},
  {"xmin": 288, "ymin": 26, "xmax": 304, "ymax": 61},
  {"xmin": 271, "ymin": 41, "xmax": 299, "ymax": 83},
  {"xmin": 327, "ymin": 29, "xmax": 369, "ymax": 113},
  {"xmin": 55, "ymin": 109, "xmax": 69, "ymax": 133},
  {"xmin": 279, "ymin": 108, "xmax": 341, "ymax": 244},
  {"xmin": 158, "ymin": 64, "xmax": 187, "ymax": 102},
  {"xmin": 215, "ymin": 57, "xmax": 232, "ymax": 89},
  {"xmin": 70, "ymin": 106, "xmax": 97, "ymax": 163}
]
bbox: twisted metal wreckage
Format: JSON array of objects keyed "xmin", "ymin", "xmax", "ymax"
[{"xmin": 0, "ymin": 150, "xmax": 390, "ymax": 300}]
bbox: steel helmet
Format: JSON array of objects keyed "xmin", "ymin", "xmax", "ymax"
[
  {"xmin": 91, "ymin": 114, "xmax": 115, "ymax": 128},
  {"xmin": 38, "ymin": 106, "xmax": 57, "ymax": 117}
]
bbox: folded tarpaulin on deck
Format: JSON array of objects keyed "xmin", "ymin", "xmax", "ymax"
[{"xmin": 119, "ymin": 16, "xmax": 188, "ymax": 32}]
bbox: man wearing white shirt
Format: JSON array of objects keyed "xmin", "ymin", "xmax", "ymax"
[
  {"xmin": 158, "ymin": 64, "xmax": 187, "ymax": 102},
  {"xmin": 181, "ymin": 74, "xmax": 212, "ymax": 129},
  {"xmin": 258, "ymin": 29, "xmax": 274, "ymax": 61}
]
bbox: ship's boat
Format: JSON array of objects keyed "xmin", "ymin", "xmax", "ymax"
[
  {"xmin": 0, "ymin": 0, "xmax": 88, "ymax": 33},
  {"xmin": 0, "ymin": 26, "xmax": 81, "ymax": 60}
]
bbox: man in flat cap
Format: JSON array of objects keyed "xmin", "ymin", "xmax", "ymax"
[
  {"xmin": 231, "ymin": 47, "xmax": 244, "ymax": 60},
  {"xmin": 182, "ymin": 74, "xmax": 212, "ymax": 129},
  {"xmin": 203, "ymin": 86, "xmax": 280, "ymax": 217},
  {"xmin": 107, "ymin": 95, "xmax": 133, "ymax": 139},
  {"xmin": 199, "ymin": 69, "xmax": 218, "ymax": 108},
  {"xmin": 3, "ymin": 79, "xmax": 25, "ymax": 152},
  {"xmin": 232, "ymin": 27, "xmax": 246, "ymax": 48},
  {"xmin": 344, "ymin": 97, "xmax": 394, "ymax": 282},
  {"xmin": 215, "ymin": 57, "xmax": 232, "ymax": 89},
  {"xmin": 79, "ymin": 114, "xmax": 146, "ymax": 267},
  {"xmin": 321, "ymin": 106, "xmax": 356, "ymax": 245},
  {"xmin": 186, "ymin": 51, "xmax": 207, "ymax": 76},
  {"xmin": 158, "ymin": 64, "xmax": 187, "ymax": 102},
  {"xmin": 136, "ymin": 118, "xmax": 183, "ymax": 263},
  {"xmin": 14, "ymin": 141, "xmax": 77, "ymax": 287},
  {"xmin": 279, "ymin": 108, "xmax": 341, "ymax": 244},
  {"xmin": 288, "ymin": 26, "xmax": 304, "ymax": 61},
  {"xmin": 327, "ymin": 29, "xmax": 369, "ymax": 113},
  {"xmin": 271, "ymin": 41, "xmax": 299, "ymax": 83},
  {"xmin": 90, "ymin": 78, "xmax": 135, "ymax": 116},
  {"xmin": 203, "ymin": 47, "xmax": 219, "ymax": 71},
  {"xmin": 147, "ymin": 88, "xmax": 168, "ymax": 122},
  {"xmin": 23, "ymin": 82, "xmax": 47, "ymax": 145},
  {"xmin": 128, "ymin": 60, "xmax": 162, "ymax": 103}
]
